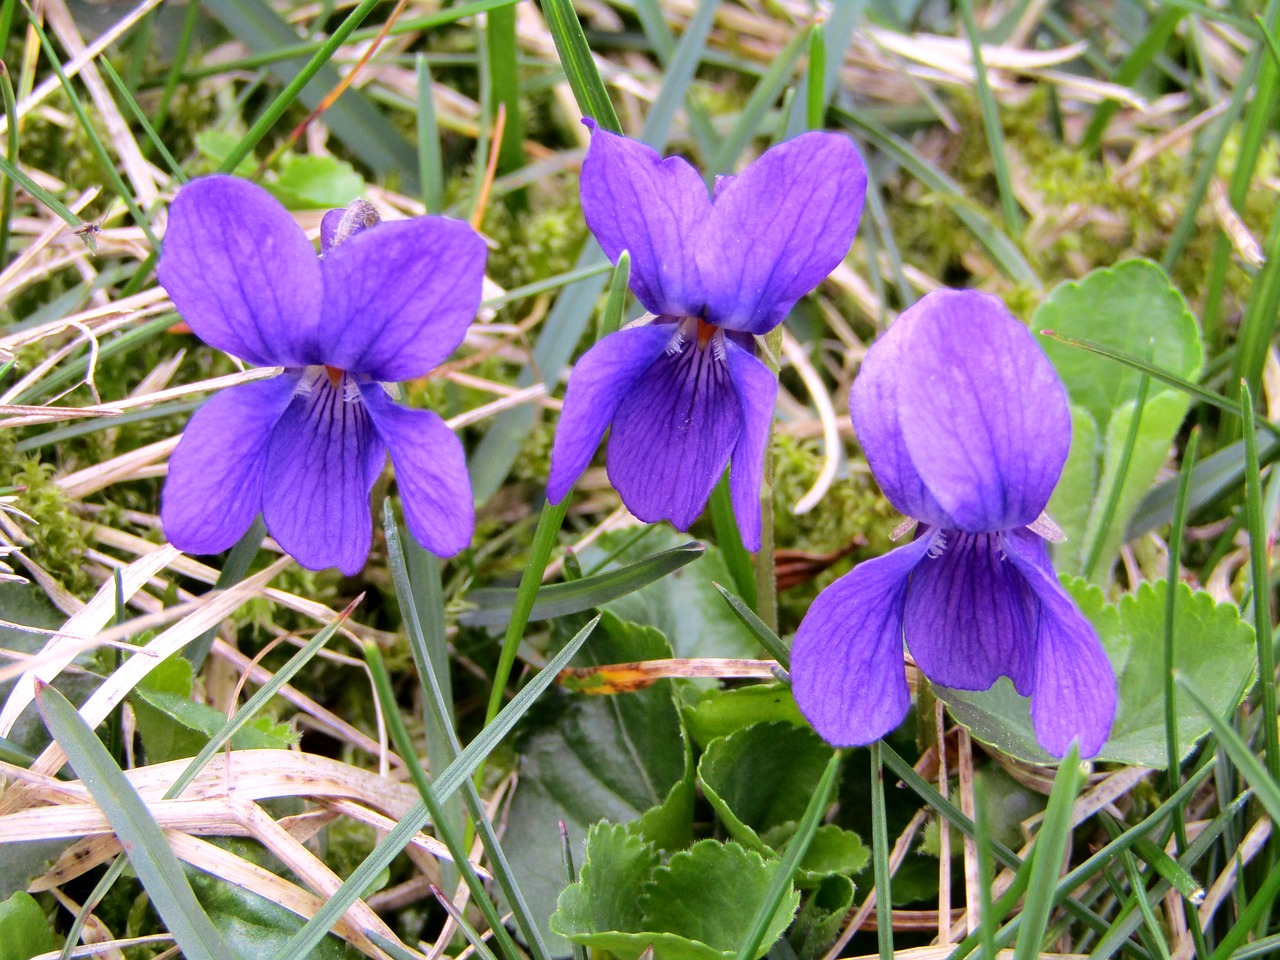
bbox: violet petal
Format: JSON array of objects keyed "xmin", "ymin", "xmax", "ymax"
[
  {"xmin": 546, "ymin": 324, "xmax": 674, "ymax": 504},
  {"xmin": 903, "ymin": 529, "xmax": 1037, "ymax": 695},
  {"xmin": 161, "ymin": 375, "xmax": 297, "ymax": 556},
  {"xmin": 579, "ymin": 121, "xmax": 711, "ymax": 317},
  {"xmin": 318, "ymin": 216, "xmax": 486, "ymax": 382},
  {"xmin": 1004, "ymin": 529, "xmax": 1116, "ymax": 758},
  {"xmin": 606, "ymin": 331, "xmax": 741, "ymax": 530},
  {"xmin": 849, "ymin": 308, "xmax": 957, "ymax": 529},
  {"xmin": 791, "ymin": 535, "xmax": 934, "ymax": 746},
  {"xmin": 261, "ymin": 371, "xmax": 386, "ymax": 575},
  {"xmin": 361, "ymin": 384, "xmax": 474, "ymax": 558},
  {"xmin": 158, "ymin": 175, "xmax": 323, "ymax": 368},
  {"xmin": 724, "ymin": 338, "xmax": 776, "ymax": 551},
  {"xmin": 697, "ymin": 132, "xmax": 866, "ymax": 334},
  {"xmin": 896, "ymin": 290, "xmax": 1071, "ymax": 533}
]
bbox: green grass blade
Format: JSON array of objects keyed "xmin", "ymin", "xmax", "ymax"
[
  {"xmin": 0, "ymin": 61, "xmax": 18, "ymax": 261},
  {"xmin": 482, "ymin": 261, "xmax": 614, "ymax": 310},
  {"xmin": 712, "ymin": 582, "xmax": 787, "ymax": 667},
  {"xmin": 1233, "ymin": 207, "xmax": 1280, "ymax": 407},
  {"xmin": 486, "ymin": 2, "xmax": 524, "ymax": 174},
  {"xmin": 0, "ymin": 153, "xmax": 82, "ymax": 228},
  {"xmin": 539, "ymin": 0, "xmax": 621, "ymax": 133},
  {"xmin": 632, "ymin": 0, "xmax": 718, "ymax": 156},
  {"xmin": 35, "ymin": 684, "xmax": 236, "ymax": 960},
  {"xmin": 1081, "ymin": 369, "xmax": 1151, "ymax": 581},
  {"xmin": 639, "ymin": 0, "xmax": 718, "ymax": 146},
  {"xmin": 416, "ymin": 56, "xmax": 444, "ymax": 213},
  {"xmin": 97, "ymin": 57, "xmax": 185, "ymax": 183},
  {"xmin": 1013, "ymin": 746, "xmax": 1084, "ymax": 960},
  {"xmin": 267, "ymin": 616, "xmax": 598, "ymax": 960},
  {"xmin": 958, "ymin": 0, "xmax": 1020, "ymax": 234},
  {"xmin": 597, "ymin": 250, "xmax": 630, "ymax": 341},
  {"xmin": 736, "ymin": 750, "xmax": 840, "ymax": 960},
  {"xmin": 869, "ymin": 740, "xmax": 893, "ymax": 960},
  {"xmin": 805, "ymin": 24, "xmax": 826, "ymax": 130},
  {"xmin": 709, "ymin": 479, "xmax": 756, "ymax": 611}
]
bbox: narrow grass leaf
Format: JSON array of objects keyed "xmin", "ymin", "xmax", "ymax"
[
  {"xmin": 805, "ymin": 24, "xmax": 826, "ymax": 130},
  {"xmin": 1081, "ymin": 369, "xmax": 1151, "ymax": 580},
  {"xmin": 869, "ymin": 740, "xmax": 893, "ymax": 960},
  {"xmin": 0, "ymin": 61, "xmax": 18, "ymax": 260},
  {"xmin": 35, "ymin": 683, "xmax": 235, "ymax": 960},
  {"xmin": 539, "ymin": 0, "xmax": 620, "ymax": 133},
  {"xmin": 640, "ymin": 0, "xmax": 718, "ymax": 147},
  {"xmin": 97, "ymin": 58, "xmax": 185, "ymax": 183},
  {"xmin": 416, "ymin": 56, "xmax": 444, "ymax": 213},
  {"xmin": 709, "ymin": 480, "xmax": 757, "ymax": 611},
  {"xmin": 958, "ymin": 0, "xmax": 1020, "ymax": 233},
  {"xmin": 486, "ymin": 3, "xmax": 524, "ymax": 175},
  {"xmin": 267, "ymin": 616, "xmax": 598, "ymax": 960},
  {"xmin": 1013, "ymin": 745, "xmax": 1084, "ymax": 960},
  {"xmin": 713, "ymin": 582, "xmax": 787, "ymax": 668},
  {"xmin": 597, "ymin": 251, "xmax": 630, "ymax": 342}
]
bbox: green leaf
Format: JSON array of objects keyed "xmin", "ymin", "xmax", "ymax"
[
  {"xmin": 584, "ymin": 527, "xmax": 761, "ymax": 659},
  {"xmin": 269, "ymin": 154, "xmax": 364, "ymax": 210},
  {"xmin": 193, "ymin": 129, "xmax": 256, "ymax": 177},
  {"xmin": 0, "ymin": 892, "xmax": 54, "ymax": 960},
  {"xmin": 503, "ymin": 613, "xmax": 690, "ymax": 953},
  {"xmin": 937, "ymin": 580, "xmax": 1255, "ymax": 766},
  {"xmin": 132, "ymin": 687, "xmax": 296, "ymax": 764},
  {"xmin": 552, "ymin": 831, "xmax": 799, "ymax": 960},
  {"xmin": 790, "ymin": 876, "xmax": 855, "ymax": 960},
  {"xmin": 796, "ymin": 825, "xmax": 870, "ymax": 885},
  {"xmin": 1037, "ymin": 261, "xmax": 1203, "ymax": 578},
  {"xmin": 697, "ymin": 721, "xmax": 832, "ymax": 852},
  {"xmin": 684, "ymin": 684, "xmax": 805, "ymax": 749},
  {"xmin": 461, "ymin": 541, "xmax": 705, "ymax": 627},
  {"xmin": 35, "ymin": 685, "xmax": 236, "ymax": 960}
]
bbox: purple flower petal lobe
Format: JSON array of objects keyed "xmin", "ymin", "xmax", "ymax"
[
  {"xmin": 262, "ymin": 370, "xmax": 386, "ymax": 575},
  {"xmin": 896, "ymin": 290, "xmax": 1071, "ymax": 532},
  {"xmin": 697, "ymin": 132, "xmax": 867, "ymax": 334},
  {"xmin": 159, "ymin": 176, "xmax": 323, "ymax": 368},
  {"xmin": 724, "ymin": 338, "xmax": 776, "ymax": 551},
  {"xmin": 547, "ymin": 324, "xmax": 674, "ymax": 504},
  {"xmin": 606, "ymin": 327, "xmax": 741, "ymax": 530},
  {"xmin": 319, "ymin": 217, "xmax": 486, "ymax": 381},
  {"xmin": 850, "ymin": 308, "xmax": 957, "ymax": 529},
  {"xmin": 792, "ymin": 535, "xmax": 934, "ymax": 746},
  {"xmin": 162, "ymin": 375, "xmax": 298, "ymax": 556},
  {"xmin": 1004, "ymin": 530, "xmax": 1116, "ymax": 758},
  {"xmin": 361, "ymin": 385, "xmax": 473, "ymax": 557},
  {"xmin": 902, "ymin": 530, "xmax": 1037, "ymax": 695},
  {"xmin": 580, "ymin": 122, "xmax": 711, "ymax": 317}
]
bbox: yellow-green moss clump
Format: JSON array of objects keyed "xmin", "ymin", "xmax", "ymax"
[{"xmin": 10, "ymin": 458, "xmax": 91, "ymax": 594}]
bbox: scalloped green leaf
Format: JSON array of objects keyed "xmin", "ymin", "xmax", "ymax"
[
  {"xmin": 552, "ymin": 831, "xmax": 799, "ymax": 960},
  {"xmin": 684, "ymin": 684, "xmax": 806, "ymax": 750},
  {"xmin": 937, "ymin": 579, "xmax": 1255, "ymax": 766},
  {"xmin": 791, "ymin": 875, "xmax": 855, "ymax": 960},
  {"xmin": 0, "ymin": 891, "xmax": 54, "ymax": 960},
  {"xmin": 268, "ymin": 154, "xmax": 364, "ymax": 210},
  {"xmin": 796, "ymin": 824, "xmax": 869, "ymax": 885},
  {"xmin": 697, "ymin": 722, "xmax": 832, "ymax": 852}
]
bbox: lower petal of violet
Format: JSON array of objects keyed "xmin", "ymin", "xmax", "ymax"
[
  {"xmin": 261, "ymin": 370, "xmax": 386, "ymax": 575},
  {"xmin": 546, "ymin": 324, "xmax": 673, "ymax": 504},
  {"xmin": 607, "ymin": 327, "xmax": 742, "ymax": 531},
  {"xmin": 161, "ymin": 375, "xmax": 297, "ymax": 556},
  {"xmin": 1004, "ymin": 529, "xmax": 1117, "ymax": 758},
  {"xmin": 361, "ymin": 385, "xmax": 473, "ymax": 558},
  {"xmin": 723, "ymin": 337, "xmax": 777, "ymax": 551},
  {"xmin": 903, "ymin": 528, "xmax": 1037, "ymax": 696},
  {"xmin": 791, "ymin": 535, "xmax": 934, "ymax": 747}
]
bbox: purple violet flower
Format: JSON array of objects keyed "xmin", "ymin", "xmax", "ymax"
[
  {"xmin": 791, "ymin": 290, "xmax": 1116, "ymax": 758},
  {"xmin": 158, "ymin": 175, "xmax": 486, "ymax": 574},
  {"xmin": 546, "ymin": 123, "xmax": 867, "ymax": 549}
]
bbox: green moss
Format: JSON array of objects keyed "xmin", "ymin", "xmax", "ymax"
[{"xmin": 9, "ymin": 458, "xmax": 90, "ymax": 594}]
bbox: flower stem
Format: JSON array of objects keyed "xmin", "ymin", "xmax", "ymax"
[{"xmin": 754, "ymin": 327, "xmax": 783, "ymax": 633}]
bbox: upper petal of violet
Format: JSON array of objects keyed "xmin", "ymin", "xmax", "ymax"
[
  {"xmin": 896, "ymin": 290, "xmax": 1071, "ymax": 533},
  {"xmin": 161, "ymin": 374, "xmax": 298, "ymax": 556},
  {"xmin": 579, "ymin": 120, "xmax": 712, "ymax": 318},
  {"xmin": 696, "ymin": 132, "xmax": 866, "ymax": 334},
  {"xmin": 318, "ymin": 216, "xmax": 486, "ymax": 382},
  {"xmin": 159, "ymin": 175, "xmax": 324, "ymax": 368},
  {"xmin": 261, "ymin": 371, "xmax": 387, "ymax": 575},
  {"xmin": 850, "ymin": 306, "xmax": 958, "ymax": 529},
  {"xmin": 547, "ymin": 323, "xmax": 674, "ymax": 505}
]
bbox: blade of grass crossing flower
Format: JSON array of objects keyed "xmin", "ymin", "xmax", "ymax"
[
  {"xmin": 486, "ymin": 3, "xmax": 524, "ymax": 175},
  {"xmin": 709, "ymin": 480, "xmax": 757, "ymax": 612},
  {"xmin": 1081, "ymin": 368, "xmax": 1152, "ymax": 580},
  {"xmin": 597, "ymin": 251, "xmax": 630, "ymax": 341},
  {"xmin": 1013, "ymin": 745, "xmax": 1084, "ymax": 960},
  {"xmin": 98, "ymin": 57, "xmax": 185, "ymax": 183},
  {"xmin": 35, "ymin": 683, "xmax": 234, "ymax": 960},
  {"xmin": 869, "ymin": 741, "xmax": 894, "ymax": 960},
  {"xmin": 835, "ymin": 107, "xmax": 1039, "ymax": 288},
  {"xmin": 737, "ymin": 750, "xmax": 840, "ymax": 960},
  {"xmin": 958, "ymin": 0, "xmax": 1020, "ymax": 235},
  {"xmin": 805, "ymin": 25, "xmax": 826, "ymax": 130},
  {"xmin": 1240, "ymin": 382, "xmax": 1280, "ymax": 783},
  {"xmin": 0, "ymin": 61, "xmax": 17, "ymax": 261},
  {"xmin": 713, "ymin": 582, "xmax": 786, "ymax": 667},
  {"xmin": 23, "ymin": 11, "xmax": 158, "ymax": 247},
  {"xmin": 707, "ymin": 24, "xmax": 810, "ymax": 175},
  {"xmin": 268, "ymin": 616, "xmax": 598, "ymax": 960},
  {"xmin": 417, "ymin": 56, "xmax": 444, "ymax": 213},
  {"xmin": 364, "ymin": 641, "xmax": 526, "ymax": 960},
  {"xmin": 539, "ymin": 0, "xmax": 621, "ymax": 133}
]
